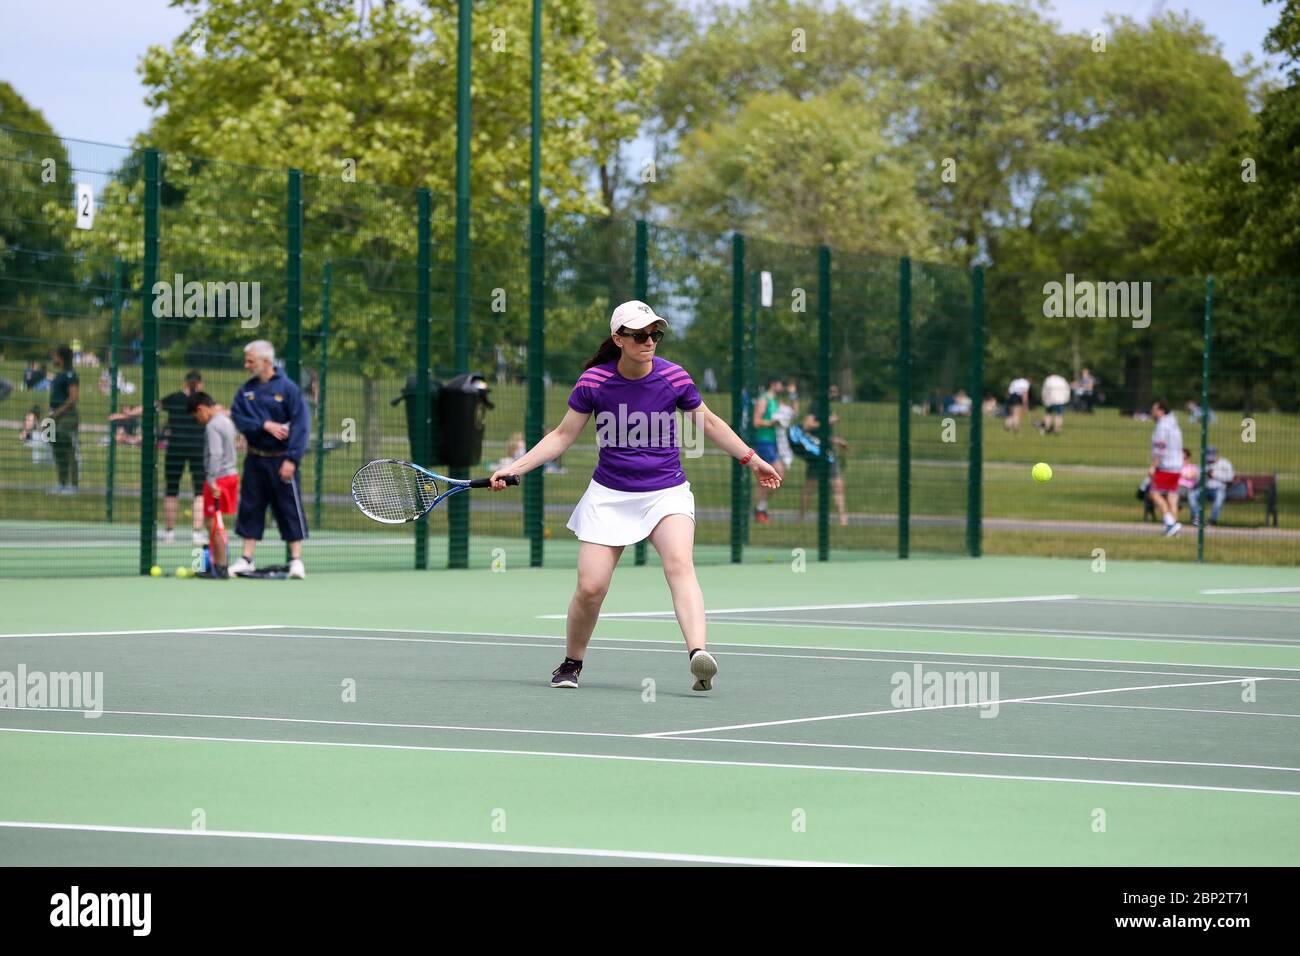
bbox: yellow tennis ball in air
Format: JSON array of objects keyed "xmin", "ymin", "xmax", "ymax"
[
  {"xmin": 1032, "ymin": 462, "xmax": 1053, "ymax": 483},
  {"xmin": 150, "ymin": 565, "xmax": 162, "ymax": 577}
]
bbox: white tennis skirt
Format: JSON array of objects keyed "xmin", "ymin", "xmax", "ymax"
[{"xmin": 566, "ymin": 478, "xmax": 695, "ymax": 546}]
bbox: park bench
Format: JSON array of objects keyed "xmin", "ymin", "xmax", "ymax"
[{"xmin": 1142, "ymin": 472, "xmax": 1279, "ymax": 527}]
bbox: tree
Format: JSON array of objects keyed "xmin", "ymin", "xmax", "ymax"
[
  {"xmin": 54, "ymin": 0, "xmax": 644, "ymax": 455},
  {"xmin": 0, "ymin": 87, "xmax": 74, "ymax": 351},
  {"xmin": 660, "ymin": 83, "xmax": 936, "ymax": 256},
  {"xmin": 1156, "ymin": 0, "xmax": 1300, "ymax": 411},
  {"xmin": 590, "ymin": 0, "xmax": 690, "ymax": 215}
]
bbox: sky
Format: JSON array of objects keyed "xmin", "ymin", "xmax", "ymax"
[{"xmin": 0, "ymin": 0, "xmax": 1285, "ymax": 147}]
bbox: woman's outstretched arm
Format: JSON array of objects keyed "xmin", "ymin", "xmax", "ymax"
[
  {"xmin": 488, "ymin": 407, "xmax": 589, "ymax": 488},
  {"xmin": 693, "ymin": 402, "xmax": 781, "ymax": 488}
]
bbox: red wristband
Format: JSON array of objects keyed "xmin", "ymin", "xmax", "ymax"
[{"xmin": 739, "ymin": 448, "xmax": 756, "ymax": 466}]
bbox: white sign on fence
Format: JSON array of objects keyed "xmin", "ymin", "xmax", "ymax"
[{"xmin": 75, "ymin": 183, "xmax": 95, "ymax": 230}]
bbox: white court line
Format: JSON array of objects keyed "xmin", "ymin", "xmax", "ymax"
[
  {"xmin": 281, "ymin": 626, "xmax": 1300, "ymax": 673},
  {"xmin": 3, "ymin": 727, "xmax": 1296, "ymax": 797},
  {"xmin": 1200, "ymin": 587, "xmax": 1300, "ymax": 595},
  {"xmin": 642, "ymin": 678, "xmax": 1269, "ymax": 738},
  {"xmin": 13, "ymin": 623, "xmax": 1300, "ymax": 675},
  {"xmin": 642, "ymin": 617, "xmax": 1300, "ymax": 649},
  {"xmin": 1025, "ymin": 701, "xmax": 1300, "ymax": 719},
  {"xmin": 173, "ymin": 632, "xmax": 1300, "ymax": 681},
  {"xmin": 8, "ymin": 706, "xmax": 1297, "ymax": 775},
  {"xmin": 682, "ymin": 736, "xmax": 1300, "ymax": 774},
  {"xmin": 1074, "ymin": 598, "xmax": 1300, "ymax": 612},
  {"xmin": 0, "ymin": 624, "xmax": 286, "ymax": 639},
  {"xmin": 537, "ymin": 594, "xmax": 1081, "ymax": 619},
  {"xmin": 0, "ymin": 822, "xmax": 857, "ymax": 867}
]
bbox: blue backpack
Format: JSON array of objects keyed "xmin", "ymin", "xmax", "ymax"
[{"xmin": 787, "ymin": 423, "xmax": 834, "ymax": 463}]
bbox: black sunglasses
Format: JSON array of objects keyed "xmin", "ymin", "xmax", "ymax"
[{"xmin": 616, "ymin": 327, "xmax": 665, "ymax": 344}]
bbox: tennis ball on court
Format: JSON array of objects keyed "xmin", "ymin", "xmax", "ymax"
[
  {"xmin": 1032, "ymin": 462, "xmax": 1053, "ymax": 483},
  {"xmin": 175, "ymin": 565, "xmax": 189, "ymax": 578},
  {"xmin": 150, "ymin": 565, "xmax": 162, "ymax": 577}
]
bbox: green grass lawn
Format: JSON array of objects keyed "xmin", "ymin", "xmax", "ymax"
[{"xmin": 4, "ymin": 359, "xmax": 1297, "ymax": 569}]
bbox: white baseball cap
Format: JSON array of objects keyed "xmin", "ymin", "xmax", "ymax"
[{"xmin": 610, "ymin": 300, "xmax": 668, "ymax": 336}]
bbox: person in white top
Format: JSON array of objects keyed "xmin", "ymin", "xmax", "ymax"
[
  {"xmin": 1004, "ymin": 376, "xmax": 1030, "ymax": 432},
  {"xmin": 1039, "ymin": 373, "xmax": 1070, "ymax": 435},
  {"xmin": 773, "ymin": 393, "xmax": 797, "ymax": 470},
  {"xmin": 1148, "ymin": 399, "xmax": 1184, "ymax": 537},
  {"xmin": 1192, "ymin": 446, "xmax": 1235, "ymax": 526}
]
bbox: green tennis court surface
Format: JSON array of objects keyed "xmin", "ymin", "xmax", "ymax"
[{"xmin": 2, "ymin": 556, "xmax": 1298, "ymax": 866}]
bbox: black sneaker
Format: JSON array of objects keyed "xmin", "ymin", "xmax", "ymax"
[{"xmin": 550, "ymin": 659, "xmax": 582, "ymax": 689}]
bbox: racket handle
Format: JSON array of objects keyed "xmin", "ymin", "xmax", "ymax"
[{"xmin": 468, "ymin": 475, "xmax": 520, "ymax": 488}]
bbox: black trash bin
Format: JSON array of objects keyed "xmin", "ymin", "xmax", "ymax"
[
  {"xmin": 439, "ymin": 373, "xmax": 495, "ymax": 468},
  {"xmin": 392, "ymin": 373, "xmax": 442, "ymax": 464}
]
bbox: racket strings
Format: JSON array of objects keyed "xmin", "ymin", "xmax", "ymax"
[{"xmin": 353, "ymin": 461, "xmax": 441, "ymax": 522}]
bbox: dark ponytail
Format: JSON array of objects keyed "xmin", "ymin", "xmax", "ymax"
[{"xmin": 583, "ymin": 336, "xmax": 621, "ymax": 371}]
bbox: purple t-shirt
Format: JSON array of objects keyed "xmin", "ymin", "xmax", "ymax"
[{"xmin": 568, "ymin": 356, "xmax": 703, "ymax": 492}]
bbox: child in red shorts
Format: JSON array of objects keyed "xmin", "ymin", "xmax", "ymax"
[{"xmin": 189, "ymin": 392, "xmax": 239, "ymax": 576}]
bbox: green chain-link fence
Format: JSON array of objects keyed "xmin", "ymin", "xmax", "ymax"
[{"xmin": 2, "ymin": 126, "xmax": 1297, "ymax": 576}]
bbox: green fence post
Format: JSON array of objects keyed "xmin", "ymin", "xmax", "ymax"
[
  {"xmin": 313, "ymin": 261, "xmax": 331, "ymax": 531},
  {"xmin": 285, "ymin": 169, "xmax": 303, "ymax": 385},
  {"xmin": 526, "ymin": 203, "xmax": 546, "ymax": 568},
  {"xmin": 284, "ymin": 168, "xmax": 303, "ymax": 565},
  {"xmin": 139, "ymin": 149, "xmax": 161, "ymax": 575},
  {"xmin": 817, "ymin": 245, "xmax": 831, "ymax": 562},
  {"xmin": 635, "ymin": 220, "xmax": 649, "ymax": 566},
  {"xmin": 744, "ymin": 269, "xmax": 758, "ymax": 545},
  {"xmin": 415, "ymin": 189, "xmax": 433, "ymax": 570},
  {"xmin": 897, "ymin": 255, "xmax": 912, "ymax": 560},
  {"xmin": 1197, "ymin": 275, "xmax": 1213, "ymax": 563},
  {"xmin": 107, "ymin": 257, "xmax": 123, "ymax": 524},
  {"xmin": 526, "ymin": 0, "xmax": 545, "ymax": 569},
  {"xmin": 449, "ymin": 0, "xmax": 472, "ymax": 570},
  {"xmin": 730, "ymin": 233, "xmax": 745, "ymax": 564},
  {"xmin": 967, "ymin": 266, "xmax": 984, "ymax": 557}
]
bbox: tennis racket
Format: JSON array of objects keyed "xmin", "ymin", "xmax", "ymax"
[
  {"xmin": 211, "ymin": 504, "xmax": 229, "ymax": 576},
  {"xmin": 352, "ymin": 458, "xmax": 519, "ymax": 524}
]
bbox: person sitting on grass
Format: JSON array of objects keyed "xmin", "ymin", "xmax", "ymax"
[
  {"xmin": 108, "ymin": 405, "xmax": 143, "ymax": 445},
  {"xmin": 19, "ymin": 405, "xmax": 53, "ymax": 466}
]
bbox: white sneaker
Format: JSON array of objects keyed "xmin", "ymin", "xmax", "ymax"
[
  {"xmin": 288, "ymin": 559, "xmax": 306, "ymax": 580},
  {"xmin": 161, "ymin": 529, "xmax": 176, "ymax": 544},
  {"xmin": 192, "ymin": 530, "xmax": 208, "ymax": 546},
  {"xmin": 690, "ymin": 649, "xmax": 718, "ymax": 692},
  {"xmin": 229, "ymin": 556, "xmax": 255, "ymax": 576},
  {"xmin": 1164, "ymin": 521, "xmax": 1182, "ymax": 538}
]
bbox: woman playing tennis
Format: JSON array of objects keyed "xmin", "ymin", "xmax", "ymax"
[{"xmin": 489, "ymin": 300, "xmax": 781, "ymax": 691}]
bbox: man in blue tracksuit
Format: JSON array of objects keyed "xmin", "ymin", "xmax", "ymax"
[{"xmin": 228, "ymin": 340, "xmax": 311, "ymax": 578}]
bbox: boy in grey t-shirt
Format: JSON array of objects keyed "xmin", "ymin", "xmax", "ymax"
[{"xmin": 188, "ymin": 392, "xmax": 239, "ymax": 576}]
